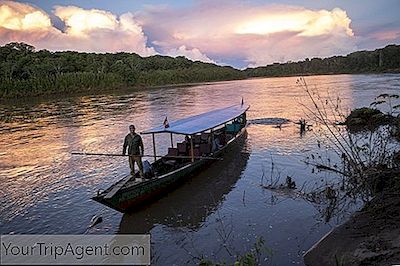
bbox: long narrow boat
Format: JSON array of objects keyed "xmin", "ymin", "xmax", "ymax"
[{"xmin": 93, "ymin": 103, "xmax": 250, "ymax": 212}]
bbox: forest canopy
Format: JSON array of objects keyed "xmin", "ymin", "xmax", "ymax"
[
  {"xmin": 0, "ymin": 42, "xmax": 244, "ymax": 98},
  {"xmin": 0, "ymin": 42, "xmax": 399, "ymax": 98},
  {"xmin": 245, "ymin": 44, "xmax": 400, "ymax": 77}
]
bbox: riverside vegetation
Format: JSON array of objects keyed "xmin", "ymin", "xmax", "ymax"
[
  {"xmin": 254, "ymin": 80, "xmax": 400, "ymax": 265},
  {"xmin": 296, "ymin": 78, "xmax": 400, "ymax": 265},
  {"xmin": 1, "ymin": 42, "xmax": 400, "ymax": 98},
  {"xmin": 0, "ymin": 42, "xmax": 244, "ymax": 98},
  {"xmin": 186, "ymin": 80, "xmax": 400, "ymax": 265}
]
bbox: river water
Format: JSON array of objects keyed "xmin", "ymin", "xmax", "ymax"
[{"xmin": 1, "ymin": 74, "xmax": 399, "ymax": 265}]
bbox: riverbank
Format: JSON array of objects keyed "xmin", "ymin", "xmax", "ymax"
[
  {"xmin": 304, "ymin": 184, "xmax": 400, "ymax": 265},
  {"xmin": 1, "ymin": 74, "xmax": 399, "ymax": 265},
  {"xmin": 0, "ymin": 77, "xmax": 246, "ymax": 100},
  {"xmin": 301, "ymin": 85, "xmax": 400, "ymax": 265},
  {"xmin": 0, "ymin": 80, "xmax": 224, "ymax": 104},
  {"xmin": 3, "ymin": 71, "xmax": 400, "ymax": 101},
  {"xmin": 303, "ymin": 108, "xmax": 400, "ymax": 266},
  {"xmin": 1, "ymin": 42, "xmax": 399, "ymax": 99}
]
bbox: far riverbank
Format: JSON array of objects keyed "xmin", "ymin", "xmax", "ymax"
[
  {"xmin": 3, "ymin": 71, "xmax": 400, "ymax": 102},
  {"xmin": 1, "ymin": 42, "xmax": 399, "ymax": 99}
]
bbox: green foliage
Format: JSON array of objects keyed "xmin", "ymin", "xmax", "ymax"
[
  {"xmin": 2, "ymin": 42, "xmax": 400, "ymax": 98},
  {"xmin": 345, "ymin": 107, "xmax": 388, "ymax": 132},
  {"xmin": 0, "ymin": 42, "xmax": 244, "ymax": 98},
  {"xmin": 370, "ymin": 93, "xmax": 400, "ymax": 116},
  {"xmin": 391, "ymin": 117, "xmax": 400, "ymax": 142},
  {"xmin": 198, "ymin": 237, "xmax": 272, "ymax": 266},
  {"xmin": 245, "ymin": 44, "xmax": 400, "ymax": 77}
]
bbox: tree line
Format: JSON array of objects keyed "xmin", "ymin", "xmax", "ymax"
[
  {"xmin": 245, "ymin": 44, "xmax": 400, "ymax": 77},
  {"xmin": 0, "ymin": 42, "xmax": 399, "ymax": 98},
  {"xmin": 0, "ymin": 42, "xmax": 245, "ymax": 98}
]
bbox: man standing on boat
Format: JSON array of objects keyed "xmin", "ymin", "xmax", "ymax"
[{"xmin": 123, "ymin": 125, "xmax": 144, "ymax": 177}]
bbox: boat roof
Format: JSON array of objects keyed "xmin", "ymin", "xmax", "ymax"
[{"xmin": 141, "ymin": 104, "xmax": 250, "ymax": 135}]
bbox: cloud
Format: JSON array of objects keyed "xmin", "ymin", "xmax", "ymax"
[
  {"xmin": 0, "ymin": 1, "xmax": 156, "ymax": 56},
  {"xmin": 0, "ymin": 1, "xmax": 51, "ymax": 30},
  {"xmin": 54, "ymin": 6, "xmax": 118, "ymax": 36},
  {"xmin": 139, "ymin": 2, "xmax": 357, "ymax": 66},
  {"xmin": 166, "ymin": 45, "xmax": 215, "ymax": 63},
  {"xmin": 0, "ymin": 0, "xmax": 361, "ymax": 67},
  {"xmin": 370, "ymin": 29, "xmax": 400, "ymax": 41},
  {"xmin": 235, "ymin": 7, "xmax": 353, "ymax": 37}
]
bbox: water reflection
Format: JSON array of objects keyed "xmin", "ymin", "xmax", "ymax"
[
  {"xmin": 1, "ymin": 74, "xmax": 399, "ymax": 263},
  {"xmin": 119, "ymin": 136, "xmax": 250, "ymax": 233}
]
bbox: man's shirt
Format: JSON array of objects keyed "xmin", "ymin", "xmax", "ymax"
[{"xmin": 123, "ymin": 133, "xmax": 143, "ymax": 155}]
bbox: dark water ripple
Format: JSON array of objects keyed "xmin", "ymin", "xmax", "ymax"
[{"xmin": 0, "ymin": 74, "xmax": 399, "ymax": 265}]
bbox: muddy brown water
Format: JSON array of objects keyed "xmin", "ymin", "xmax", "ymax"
[{"xmin": 1, "ymin": 74, "xmax": 399, "ymax": 265}]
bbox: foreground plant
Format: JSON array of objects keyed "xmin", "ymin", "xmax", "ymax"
[
  {"xmin": 199, "ymin": 237, "xmax": 271, "ymax": 266},
  {"xmin": 299, "ymin": 76, "xmax": 399, "ymax": 194}
]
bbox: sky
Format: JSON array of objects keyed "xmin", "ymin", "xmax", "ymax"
[{"xmin": 0, "ymin": 0, "xmax": 399, "ymax": 68}]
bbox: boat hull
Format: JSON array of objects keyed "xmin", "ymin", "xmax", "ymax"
[{"xmin": 93, "ymin": 127, "xmax": 247, "ymax": 212}]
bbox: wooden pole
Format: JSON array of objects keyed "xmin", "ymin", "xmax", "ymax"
[
  {"xmin": 71, "ymin": 152, "xmax": 222, "ymax": 160},
  {"xmin": 152, "ymin": 133, "xmax": 157, "ymax": 162},
  {"xmin": 170, "ymin": 133, "xmax": 174, "ymax": 148},
  {"xmin": 211, "ymin": 129, "xmax": 214, "ymax": 151},
  {"xmin": 190, "ymin": 135, "xmax": 194, "ymax": 162}
]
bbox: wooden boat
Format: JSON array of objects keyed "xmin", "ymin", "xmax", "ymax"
[
  {"xmin": 118, "ymin": 139, "xmax": 250, "ymax": 233},
  {"xmin": 93, "ymin": 103, "xmax": 250, "ymax": 212}
]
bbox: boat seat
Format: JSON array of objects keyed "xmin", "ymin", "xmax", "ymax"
[
  {"xmin": 200, "ymin": 143, "xmax": 211, "ymax": 154},
  {"xmin": 201, "ymin": 132, "xmax": 210, "ymax": 142},
  {"xmin": 193, "ymin": 135, "xmax": 201, "ymax": 144},
  {"xmin": 193, "ymin": 148, "xmax": 201, "ymax": 157},
  {"xmin": 177, "ymin": 143, "xmax": 187, "ymax": 154},
  {"xmin": 168, "ymin": 148, "xmax": 179, "ymax": 157}
]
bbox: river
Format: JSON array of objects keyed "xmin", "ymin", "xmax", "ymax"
[{"xmin": 1, "ymin": 74, "xmax": 399, "ymax": 265}]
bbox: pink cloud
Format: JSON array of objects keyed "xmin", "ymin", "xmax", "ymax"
[
  {"xmin": 139, "ymin": 2, "xmax": 356, "ymax": 66},
  {"xmin": 0, "ymin": 1, "xmax": 156, "ymax": 56},
  {"xmin": 370, "ymin": 29, "xmax": 400, "ymax": 41},
  {"xmin": 166, "ymin": 45, "xmax": 215, "ymax": 63},
  {"xmin": 0, "ymin": 0, "xmax": 359, "ymax": 66}
]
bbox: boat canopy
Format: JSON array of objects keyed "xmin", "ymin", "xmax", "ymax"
[{"xmin": 141, "ymin": 104, "xmax": 250, "ymax": 135}]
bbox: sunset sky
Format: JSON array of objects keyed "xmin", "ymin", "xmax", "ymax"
[{"xmin": 0, "ymin": 0, "xmax": 399, "ymax": 68}]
